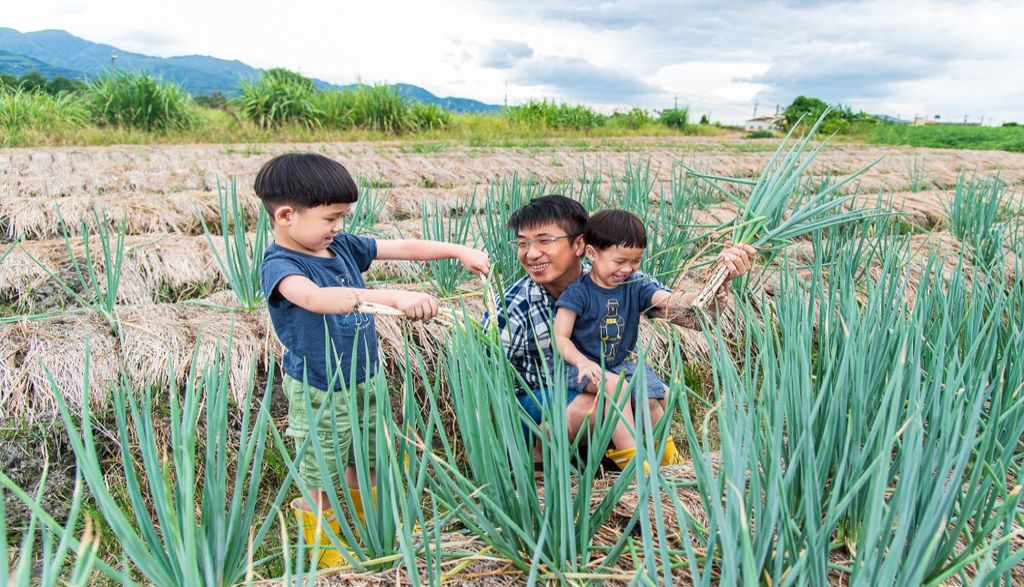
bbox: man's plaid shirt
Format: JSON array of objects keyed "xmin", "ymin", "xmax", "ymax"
[{"xmin": 482, "ymin": 263, "xmax": 669, "ymax": 393}]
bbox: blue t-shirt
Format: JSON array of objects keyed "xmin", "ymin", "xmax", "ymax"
[
  {"xmin": 554, "ymin": 273, "xmax": 662, "ymax": 369},
  {"xmin": 260, "ymin": 232, "xmax": 379, "ymax": 391}
]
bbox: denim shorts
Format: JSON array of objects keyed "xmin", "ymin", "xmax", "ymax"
[
  {"xmin": 515, "ymin": 387, "xmax": 583, "ymax": 425},
  {"xmin": 565, "ymin": 360, "xmax": 667, "ymax": 401}
]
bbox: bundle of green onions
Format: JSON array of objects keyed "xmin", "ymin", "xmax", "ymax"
[{"xmin": 687, "ymin": 110, "xmax": 879, "ymax": 310}]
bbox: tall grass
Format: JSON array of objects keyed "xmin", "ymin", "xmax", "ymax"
[
  {"xmin": 851, "ymin": 122, "xmax": 1024, "ymax": 153},
  {"xmin": 348, "ymin": 84, "xmax": 415, "ymax": 133},
  {"xmin": 607, "ymin": 107, "xmax": 652, "ymax": 130},
  {"xmin": 658, "ymin": 107, "xmax": 689, "ymax": 130},
  {"xmin": 0, "ymin": 89, "xmax": 88, "ymax": 145},
  {"xmin": 409, "ymin": 101, "xmax": 453, "ymax": 131},
  {"xmin": 236, "ymin": 69, "xmax": 321, "ymax": 130},
  {"xmin": 85, "ymin": 71, "xmax": 198, "ymax": 131},
  {"xmin": 506, "ymin": 99, "xmax": 605, "ymax": 131},
  {"xmin": 312, "ymin": 89, "xmax": 357, "ymax": 129}
]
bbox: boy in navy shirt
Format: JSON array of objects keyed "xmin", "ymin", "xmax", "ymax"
[
  {"xmin": 554, "ymin": 209, "xmax": 704, "ymax": 470},
  {"xmin": 257, "ymin": 153, "xmax": 488, "ymax": 567}
]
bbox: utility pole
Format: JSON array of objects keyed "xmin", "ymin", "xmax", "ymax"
[
  {"xmin": 674, "ymin": 95, "xmax": 678, "ymax": 109},
  {"xmin": 753, "ymin": 100, "xmax": 758, "ymax": 118}
]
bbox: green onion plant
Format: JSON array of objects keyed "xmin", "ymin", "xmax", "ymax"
[
  {"xmin": 945, "ymin": 174, "xmax": 1019, "ymax": 271},
  {"xmin": 425, "ymin": 313, "xmax": 665, "ymax": 581},
  {"xmin": 907, "ymin": 154, "xmax": 928, "ymax": 192},
  {"xmin": 420, "ymin": 196, "xmax": 477, "ymax": 296},
  {"xmin": 200, "ymin": 177, "xmax": 269, "ymax": 311},
  {"xmin": 673, "ymin": 232, "xmax": 1024, "ymax": 585},
  {"xmin": 24, "ymin": 208, "xmax": 126, "ymax": 338},
  {"xmin": 346, "ymin": 178, "xmax": 392, "ymax": 235},
  {"xmin": 0, "ymin": 473, "xmax": 105, "ymax": 587},
  {"xmin": 683, "ymin": 110, "xmax": 879, "ymax": 310},
  {"xmin": 47, "ymin": 343, "xmax": 283, "ymax": 586}
]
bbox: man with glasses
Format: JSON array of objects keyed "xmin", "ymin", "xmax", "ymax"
[{"xmin": 485, "ymin": 195, "xmax": 755, "ymax": 463}]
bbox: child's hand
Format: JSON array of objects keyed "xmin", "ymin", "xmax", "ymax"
[
  {"xmin": 577, "ymin": 360, "xmax": 605, "ymax": 386},
  {"xmin": 720, "ymin": 241, "xmax": 757, "ymax": 281},
  {"xmin": 457, "ymin": 246, "xmax": 490, "ymax": 275},
  {"xmin": 394, "ymin": 291, "xmax": 440, "ymax": 320}
]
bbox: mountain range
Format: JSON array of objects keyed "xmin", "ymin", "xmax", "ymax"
[{"xmin": 0, "ymin": 27, "xmax": 501, "ymax": 113}]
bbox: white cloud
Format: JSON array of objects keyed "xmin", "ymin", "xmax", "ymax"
[{"xmin": 2, "ymin": 0, "xmax": 1022, "ymax": 124}]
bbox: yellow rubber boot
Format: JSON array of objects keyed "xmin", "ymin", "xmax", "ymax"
[
  {"xmin": 605, "ymin": 447, "xmax": 650, "ymax": 474},
  {"xmin": 660, "ymin": 437, "xmax": 682, "ymax": 467},
  {"xmin": 347, "ymin": 487, "xmax": 376, "ymax": 526},
  {"xmin": 291, "ymin": 498, "xmax": 346, "ymax": 570}
]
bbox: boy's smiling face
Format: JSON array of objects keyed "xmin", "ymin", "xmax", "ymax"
[
  {"xmin": 586, "ymin": 244, "xmax": 645, "ymax": 289},
  {"xmin": 272, "ymin": 202, "xmax": 350, "ymax": 256}
]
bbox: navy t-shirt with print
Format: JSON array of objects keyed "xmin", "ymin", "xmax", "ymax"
[
  {"xmin": 260, "ymin": 232, "xmax": 379, "ymax": 391},
  {"xmin": 554, "ymin": 273, "xmax": 662, "ymax": 369}
]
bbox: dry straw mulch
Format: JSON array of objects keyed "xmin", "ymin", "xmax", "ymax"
[{"xmin": 4, "ymin": 141, "xmax": 1023, "ymax": 240}]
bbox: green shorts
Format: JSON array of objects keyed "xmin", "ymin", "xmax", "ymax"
[{"xmin": 282, "ymin": 373, "xmax": 381, "ymax": 491}]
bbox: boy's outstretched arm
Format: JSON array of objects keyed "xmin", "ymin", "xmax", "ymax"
[
  {"xmin": 276, "ymin": 274, "xmax": 439, "ymax": 320},
  {"xmin": 376, "ymin": 239, "xmax": 490, "ymax": 275},
  {"xmin": 553, "ymin": 308, "xmax": 604, "ymax": 385},
  {"xmin": 647, "ymin": 241, "xmax": 756, "ymax": 328}
]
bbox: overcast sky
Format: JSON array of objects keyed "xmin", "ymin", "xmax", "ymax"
[{"xmin": 7, "ymin": 0, "xmax": 1023, "ymax": 124}]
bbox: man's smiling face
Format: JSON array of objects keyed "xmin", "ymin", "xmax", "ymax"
[{"xmin": 516, "ymin": 222, "xmax": 586, "ymax": 292}]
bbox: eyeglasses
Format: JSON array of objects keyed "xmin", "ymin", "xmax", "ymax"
[{"xmin": 510, "ymin": 235, "xmax": 577, "ymax": 251}]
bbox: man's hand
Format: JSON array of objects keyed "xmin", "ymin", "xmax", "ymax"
[
  {"xmin": 394, "ymin": 291, "xmax": 440, "ymax": 320},
  {"xmin": 457, "ymin": 246, "xmax": 490, "ymax": 275},
  {"xmin": 576, "ymin": 360, "xmax": 605, "ymax": 386}
]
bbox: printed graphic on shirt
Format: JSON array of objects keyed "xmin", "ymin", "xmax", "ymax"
[{"xmin": 599, "ymin": 298, "xmax": 624, "ymax": 361}]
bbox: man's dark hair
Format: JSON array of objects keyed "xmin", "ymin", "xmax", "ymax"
[
  {"xmin": 506, "ymin": 195, "xmax": 588, "ymax": 237},
  {"xmin": 584, "ymin": 209, "xmax": 647, "ymax": 250},
  {"xmin": 253, "ymin": 153, "xmax": 358, "ymax": 216}
]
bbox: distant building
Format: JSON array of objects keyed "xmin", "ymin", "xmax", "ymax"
[
  {"xmin": 912, "ymin": 116, "xmax": 980, "ymax": 126},
  {"xmin": 873, "ymin": 114, "xmax": 911, "ymax": 125},
  {"xmin": 744, "ymin": 116, "xmax": 781, "ymax": 131}
]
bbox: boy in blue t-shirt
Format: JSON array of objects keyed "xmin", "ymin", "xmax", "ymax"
[
  {"xmin": 554, "ymin": 209, "xmax": 695, "ymax": 470},
  {"xmin": 256, "ymin": 153, "xmax": 488, "ymax": 567}
]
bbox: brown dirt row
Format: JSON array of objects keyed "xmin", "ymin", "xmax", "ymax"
[{"xmin": 3, "ymin": 140, "xmax": 1022, "ymax": 202}]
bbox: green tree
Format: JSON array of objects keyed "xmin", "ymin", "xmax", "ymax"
[
  {"xmin": 44, "ymin": 75, "xmax": 86, "ymax": 95},
  {"xmin": 782, "ymin": 95, "xmax": 830, "ymax": 129},
  {"xmin": 17, "ymin": 71, "xmax": 47, "ymax": 92}
]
